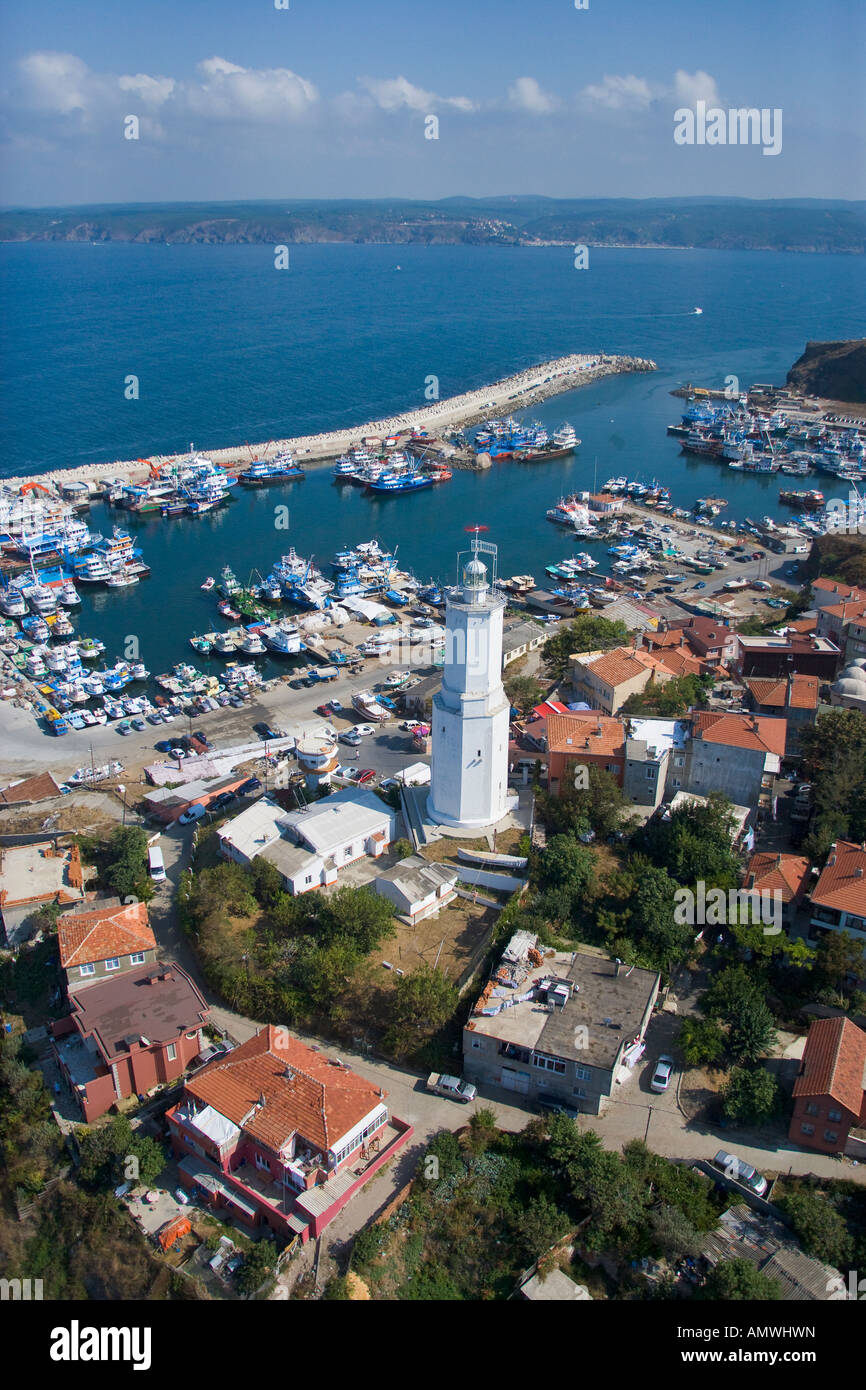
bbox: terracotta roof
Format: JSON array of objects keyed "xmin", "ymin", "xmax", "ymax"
[
  {"xmin": 744, "ymin": 851, "xmax": 811, "ymax": 904},
  {"xmin": 691, "ymin": 709, "xmax": 787, "ymax": 757},
  {"xmin": 653, "ymin": 648, "xmax": 703, "ymax": 678},
  {"xmin": 813, "ymin": 578, "xmax": 866, "ymax": 601},
  {"xmin": 0, "ymin": 772, "xmax": 62, "ymax": 805},
  {"xmin": 744, "ymin": 674, "xmax": 820, "ymax": 711},
  {"xmin": 644, "ymin": 630, "xmax": 687, "ymax": 649},
  {"xmin": 185, "ymin": 1025, "xmax": 386, "ymax": 1154},
  {"xmin": 820, "ymin": 598, "xmax": 866, "ymax": 623},
  {"xmin": 786, "ymin": 616, "xmax": 818, "ymax": 635},
  {"xmin": 811, "ymin": 839, "xmax": 866, "ymax": 916},
  {"xmin": 793, "ymin": 1016, "xmax": 866, "ymax": 1117},
  {"xmin": 546, "ymin": 711, "xmax": 626, "ymax": 759},
  {"xmin": 58, "ymin": 900, "xmax": 156, "ymax": 969},
  {"xmin": 581, "ymin": 647, "xmax": 653, "ymax": 689}
]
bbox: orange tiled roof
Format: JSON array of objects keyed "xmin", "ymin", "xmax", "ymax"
[
  {"xmin": 546, "ymin": 711, "xmax": 626, "ymax": 758},
  {"xmin": 582, "ymin": 646, "xmax": 653, "ymax": 689},
  {"xmin": 811, "ymin": 839, "xmax": 866, "ymax": 916},
  {"xmin": 653, "ymin": 648, "xmax": 703, "ymax": 678},
  {"xmin": 820, "ymin": 598, "xmax": 866, "ymax": 623},
  {"xmin": 185, "ymin": 1025, "xmax": 386, "ymax": 1153},
  {"xmin": 744, "ymin": 674, "xmax": 819, "ymax": 711},
  {"xmin": 692, "ymin": 709, "xmax": 787, "ymax": 756},
  {"xmin": 813, "ymin": 578, "xmax": 866, "ymax": 601},
  {"xmin": 786, "ymin": 616, "xmax": 817, "ymax": 635},
  {"xmin": 58, "ymin": 900, "xmax": 156, "ymax": 968},
  {"xmin": 744, "ymin": 851, "xmax": 811, "ymax": 904},
  {"xmin": 793, "ymin": 1016, "xmax": 866, "ymax": 1117},
  {"xmin": 0, "ymin": 772, "xmax": 62, "ymax": 805}
]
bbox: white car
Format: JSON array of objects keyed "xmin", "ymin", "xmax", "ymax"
[
  {"xmin": 353, "ymin": 724, "xmax": 375, "ymax": 737},
  {"xmin": 400, "ymin": 719, "xmax": 421, "ymax": 731},
  {"xmin": 650, "ymin": 1056, "xmax": 674, "ymax": 1093},
  {"xmin": 340, "ymin": 730, "xmax": 362, "ymax": 745},
  {"xmin": 179, "ymin": 803, "xmax": 207, "ymax": 824}
]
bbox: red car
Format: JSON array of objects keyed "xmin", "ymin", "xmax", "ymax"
[
  {"xmin": 315, "ymin": 703, "xmax": 332, "ymax": 716},
  {"xmin": 357, "ymin": 769, "xmax": 377, "ymax": 784}
]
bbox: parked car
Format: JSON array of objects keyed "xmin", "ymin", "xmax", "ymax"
[
  {"xmin": 712, "ymin": 1149, "xmax": 769, "ymax": 1196},
  {"xmin": 236, "ymin": 777, "xmax": 262, "ymax": 796},
  {"xmin": 650, "ymin": 1056, "xmax": 675, "ymax": 1093},
  {"xmin": 315, "ymin": 703, "xmax": 332, "ymax": 717},
  {"xmin": 289, "ymin": 679, "xmax": 305, "ymax": 690},
  {"xmin": 693, "ymin": 581, "xmax": 707, "ymax": 590},
  {"xmin": 426, "ymin": 1073, "xmax": 477, "ymax": 1103},
  {"xmin": 192, "ymin": 730, "xmax": 211, "ymax": 748},
  {"xmin": 328, "ymin": 699, "xmax": 343, "ymax": 711},
  {"xmin": 353, "ymin": 724, "xmax": 375, "ymax": 737},
  {"xmin": 155, "ymin": 739, "xmax": 173, "ymax": 753},
  {"xmin": 535, "ymin": 1096, "xmax": 579, "ymax": 1119},
  {"xmin": 357, "ymin": 768, "xmax": 377, "ymax": 784},
  {"xmin": 117, "ymin": 720, "xmax": 132, "ymax": 735},
  {"xmin": 209, "ymin": 791, "xmax": 237, "ymax": 811},
  {"xmin": 340, "ymin": 730, "xmax": 362, "ymax": 745},
  {"xmin": 179, "ymin": 803, "xmax": 207, "ymax": 824}
]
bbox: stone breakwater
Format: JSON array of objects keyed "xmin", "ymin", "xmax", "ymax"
[{"xmin": 3, "ymin": 352, "xmax": 656, "ymax": 492}]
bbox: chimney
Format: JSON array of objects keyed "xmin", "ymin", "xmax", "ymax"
[{"xmin": 856, "ymin": 867, "xmax": 864, "ymax": 879}]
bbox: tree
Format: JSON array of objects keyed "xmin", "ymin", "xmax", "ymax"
[
  {"xmin": 678, "ymin": 1017, "xmax": 726, "ymax": 1068},
  {"xmin": 318, "ymin": 886, "xmax": 396, "ymax": 953},
  {"xmin": 814, "ymin": 930, "xmax": 866, "ymax": 1001},
  {"xmin": 634, "ymin": 794, "xmax": 739, "ymax": 890},
  {"xmin": 649, "ymin": 1204, "xmax": 702, "ymax": 1260},
  {"xmin": 540, "ymin": 765, "xmax": 629, "ymax": 841},
  {"xmin": 777, "ymin": 1192, "xmax": 854, "ymax": 1267},
  {"xmin": 384, "ymin": 963, "xmax": 458, "ymax": 1058},
  {"xmin": 541, "ymin": 613, "xmax": 630, "ymax": 682},
  {"xmin": 722, "ymin": 1067, "xmax": 781, "ymax": 1124},
  {"xmin": 505, "ymin": 673, "xmax": 545, "ymax": 714},
  {"xmin": 800, "ymin": 708, "xmax": 866, "ymax": 843},
  {"xmin": 78, "ymin": 1115, "xmax": 166, "ymax": 1190},
  {"xmin": 236, "ymin": 1242, "xmax": 275, "ymax": 1295},
  {"xmin": 620, "ymin": 673, "xmax": 712, "ymax": 717},
  {"xmin": 392, "ymin": 839, "xmax": 415, "ymax": 860},
  {"xmin": 727, "ymin": 998, "xmax": 776, "ymax": 1063},
  {"xmin": 514, "ymin": 1194, "xmax": 570, "ymax": 1261},
  {"xmin": 460, "ymin": 1107, "xmax": 498, "ymax": 1157},
  {"xmin": 103, "ymin": 826, "xmax": 153, "ymax": 902},
  {"xmin": 537, "ymin": 835, "xmax": 596, "ymax": 901},
  {"xmin": 701, "ymin": 1258, "xmax": 781, "ymax": 1300}
]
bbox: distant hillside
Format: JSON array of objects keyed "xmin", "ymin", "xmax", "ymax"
[
  {"xmin": 787, "ymin": 339, "xmax": 866, "ymax": 405},
  {"xmin": 1, "ymin": 197, "xmax": 864, "ymax": 254}
]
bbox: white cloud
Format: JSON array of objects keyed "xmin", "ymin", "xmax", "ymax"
[
  {"xmin": 118, "ymin": 74, "xmax": 176, "ymax": 106},
  {"xmin": 188, "ymin": 57, "xmax": 318, "ymax": 120},
  {"xmin": 579, "ymin": 74, "xmax": 653, "ymax": 112},
  {"xmin": 508, "ymin": 77, "xmax": 557, "ymax": 115},
  {"xmin": 360, "ymin": 75, "xmax": 475, "ymax": 113},
  {"xmin": 674, "ymin": 69, "xmax": 721, "ymax": 108},
  {"xmin": 20, "ymin": 52, "xmax": 93, "ymax": 114}
]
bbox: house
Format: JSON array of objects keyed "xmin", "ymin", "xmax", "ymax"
[
  {"xmin": 811, "ymin": 578, "xmax": 866, "ymax": 612},
  {"xmin": 58, "ymin": 899, "xmax": 158, "ymax": 992},
  {"xmin": 669, "ymin": 615, "xmax": 738, "ymax": 669},
  {"xmin": 570, "ymin": 646, "xmax": 672, "ymax": 714},
  {"xmin": 699, "ymin": 1203, "xmax": 844, "ymax": 1301},
  {"xmin": 672, "ymin": 710, "xmax": 786, "ymax": 809},
  {"xmin": 623, "ymin": 718, "xmax": 689, "ymax": 809},
  {"xmin": 742, "ymin": 852, "xmax": 811, "ymax": 924},
  {"xmin": 51, "ymin": 960, "xmax": 209, "ymax": 1122},
  {"xmin": 143, "ymin": 772, "xmax": 251, "ymax": 823},
  {"xmin": 0, "ymin": 841, "xmax": 89, "ymax": 947},
  {"xmin": 464, "ymin": 932, "xmax": 660, "ymax": 1115},
  {"xmin": 373, "ymin": 855, "xmax": 459, "ymax": 923},
  {"xmin": 217, "ymin": 788, "xmax": 396, "ymax": 894},
  {"xmin": 814, "ymin": 596, "xmax": 866, "ymax": 647},
  {"xmin": 809, "ymin": 840, "xmax": 866, "ymax": 943},
  {"xmin": 545, "ymin": 710, "xmax": 626, "ymax": 795},
  {"xmin": 0, "ymin": 771, "xmax": 63, "ymax": 807},
  {"xmin": 742, "ymin": 673, "xmax": 819, "ymax": 755},
  {"xmin": 168, "ymin": 1025, "xmax": 412, "ymax": 1242},
  {"xmin": 789, "ymin": 1016, "xmax": 866, "ymax": 1155},
  {"xmin": 732, "ymin": 632, "xmax": 841, "ymax": 680},
  {"xmin": 519, "ymin": 1269, "xmax": 592, "ymax": 1301},
  {"xmin": 502, "ymin": 619, "xmax": 550, "ymax": 668}
]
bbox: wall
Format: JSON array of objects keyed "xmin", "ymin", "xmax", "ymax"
[
  {"xmin": 678, "ymin": 740, "xmax": 766, "ymax": 807},
  {"xmin": 65, "ymin": 947, "xmax": 157, "ymax": 992},
  {"xmin": 788, "ymin": 1095, "xmax": 855, "ymax": 1154}
]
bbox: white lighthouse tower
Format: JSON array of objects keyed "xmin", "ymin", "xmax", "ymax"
[{"xmin": 427, "ymin": 529, "xmax": 512, "ymax": 830}]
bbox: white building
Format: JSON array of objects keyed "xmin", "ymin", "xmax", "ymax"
[
  {"xmin": 217, "ymin": 789, "xmax": 395, "ymax": 895},
  {"xmin": 428, "ymin": 542, "xmax": 512, "ymax": 830}
]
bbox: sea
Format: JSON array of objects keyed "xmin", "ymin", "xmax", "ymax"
[{"xmin": 1, "ymin": 242, "xmax": 864, "ymax": 679}]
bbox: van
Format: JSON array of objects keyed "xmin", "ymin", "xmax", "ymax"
[
  {"xmin": 713, "ymin": 1149, "xmax": 769, "ymax": 1197},
  {"xmin": 147, "ymin": 845, "xmax": 167, "ymax": 882}
]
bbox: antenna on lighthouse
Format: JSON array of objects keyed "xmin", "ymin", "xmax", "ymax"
[{"xmin": 457, "ymin": 525, "xmax": 497, "ymax": 589}]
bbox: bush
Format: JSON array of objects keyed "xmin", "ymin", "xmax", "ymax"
[
  {"xmin": 777, "ymin": 1191, "xmax": 854, "ymax": 1267},
  {"xmin": 721, "ymin": 1067, "xmax": 781, "ymax": 1125},
  {"xmin": 678, "ymin": 1017, "xmax": 726, "ymax": 1067}
]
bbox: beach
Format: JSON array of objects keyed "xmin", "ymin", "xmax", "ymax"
[{"xmin": 1, "ymin": 352, "xmax": 656, "ymax": 493}]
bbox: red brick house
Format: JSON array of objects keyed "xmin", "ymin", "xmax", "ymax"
[
  {"xmin": 742, "ymin": 673, "xmax": 819, "ymax": 755},
  {"xmin": 168, "ymin": 1025, "xmax": 412, "ymax": 1243},
  {"xmin": 743, "ymin": 851, "xmax": 811, "ymax": 925},
  {"xmin": 668, "ymin": 616, "xmax": 738, "ymax": 669},
  {"xmin": 789, "ymin": 1016, "xmax": 866, "ymax": 1155},
  {"xmin": 51, "ymin": 960, "xmax": 209, "ymax": 1122},
  {"xmin": 545, "ymin": 710, "xmax": 626, "ymax": 794},
  {"xmin": 58, "ymin": 900, "xmax": 158, "ymax": 993}
]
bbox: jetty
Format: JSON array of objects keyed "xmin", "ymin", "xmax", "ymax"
[{"xmin": 2, "ymin": 352, "xmax": 656, "ymax": 493}]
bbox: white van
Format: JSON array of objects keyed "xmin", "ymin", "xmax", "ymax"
[{"xmin": 147, "ymin": 845, "xmax": 167, "ymax": 882}]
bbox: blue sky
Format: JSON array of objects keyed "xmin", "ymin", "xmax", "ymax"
[{"xmin": 1, "ymin": 0, "xmax": 863, "ymax": 206}]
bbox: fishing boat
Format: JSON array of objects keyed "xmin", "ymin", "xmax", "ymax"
[
  {"xmin": 21, "ymin": 614, "xmax": 50, "ymax": 642},
  {"xmin": 778, "ymin": 488, "xmax": 825, "ymax": 510},
  {"xmin": 58, "ymin": 580, "xmax": 81, "ymax": 607},
  {"xmin": 261, "ymin": 622, "xmax": 303, "ymax": 656},
  {"xmin": 240, "ymin": 630, "xmax": 267, "ymax": 656},
  {"xmin": 217, "ymin": 600, "xmax": 241, "ymax": 620},
  {"xmin": 367, "ymin": 469, "xmax": 433, "ymax": 494},
  {"xmin": 200, "ymin": 576, "xmax": 215, "ymax": 591},
  {"xmin": 106, "ymin": 569, "xmax": 139, "ymax": 589},
  {"xmin": 218, "ymin": 566, "xmax": 240, "ymax": 597},
  {"xmin": 0, "ymin": 587, "xmax": 28, "ymax": 618},
  {"xmin": 190, "ymin": 634, "xmax": 213, "ymax": 655},
  {"xmin": 239, "ymin": 455, "xmax": 305, "ymax": 485},
  {"xmin": 23, "ymin": 583, "xmax": 58, "ymax": 615},
  {"xmin": 351, "ymin": 689, "xmax": 391, "ymax": 721},
  {"xmin": 212, "ymin": 631, "xmax": 238, "ymax": 655},
  {"xmin": 52, "ymin": 611, "xmax": 74, "ymax": 638},
  {"xmin": 77, "ymin": 636, "xmax": 105, "ymax": 660},
  {"xmin": 553, "ymin": 424, "xmax": 579, "ymax": 450},
  {"xmin": 74, "ymin": 553, "xmax": 113, "ymax": 584}
]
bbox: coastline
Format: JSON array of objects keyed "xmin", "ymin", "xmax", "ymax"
[{"xmin": 1, "ymin": 352, "xmax": 656, "ymax": 492}]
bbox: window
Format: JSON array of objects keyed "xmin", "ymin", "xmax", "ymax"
[
  {"xmin": 824, "ymin": 1129, "xmax": 839, "ymax": 1144},
  {"xmin": 471, "ymin": 1039, "xmax": 482, "ymax": 1050},
  {"xmin": 532, "ymin": 1053, "xmax": 566, "ymax": 1075},
  {"xmin": 104, "ymin": 957, "xmax": 120, "ymax": 971},
  {"xmin": 332, "ymin": 1114, "xmax": 386, "ymax": 1166},
  {"xmin": 166, "ymin": 1043, "xmax": 177, "ymax": 1062},
  {"xmin": 646, "ymin": 767, "xmax": 655, "ymax": 778},
  {"xmin": 79, "ymin": 963, "xmax": 95, "ymax": 977},
  {"xmin": 573, "ymin": 1087, "xmax": 587, "ymax": 1099},
  {"xmin": 575, "ymin": 1065, "xmax": 591, "ymax": 1081},
  {"xmin": 827, "ymin": 1108, "xmax": 843, "ymax": 1123},
  {"xmin": 255, "ymin": 1151, "xmax": 270, "ymax": 1171},
  {"xmin": 344, "ymin": 845, "xmax": 353, "ymax": 859},
  {"xmin": 800, "ymin": 1122, "xmax": 815, "ymax": 1136},
  {"xmin": 305, "ymin": 875, "xmax": 313, "ymax": 885},
  {"xmin": 130, "ymin": 952, "xmax": 145, "ymax": 966},
  {"xmin": 805, "ymin": 1102, "xmax": 819, "ymax": 1117},
  {"xmin": 674, "ymin": 754, "xmax": 685, "ymax": 767}
]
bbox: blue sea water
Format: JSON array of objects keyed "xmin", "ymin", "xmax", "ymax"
[{"xmin": 1, "ymin": 242, "xmax": 864, "ymax": 677}]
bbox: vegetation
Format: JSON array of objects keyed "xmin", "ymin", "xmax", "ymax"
[
  {"xmin": 538, "ymin": 765, "xmax": 631, "ymax": 841},
  {"xmin": 800, "ymin": 708, "xmax": 866, "ymax": 854},
  {"xmin": 504, "ymin": 672, "xmax": 546, "ymax": 714},
  {"xmin": 0, "ymin": 1033, "xmax": 65, "ymax": 1201},
  {"xmin": 721, "ymin": 1067, "xmax": 782, "ymax": 1125},
  {"xmin": 383, "ymin": 964, "xmax": 459, "ymax": 1060},
  {"xmin": 633, "ymin": 795, "xmax": 739, "ymax": 891},
  {"xmin": 78, "ymin": 1115, "xmax": 166, "ymax": 1191},
  {"xmin": 620, "ymin": 672, "xmax": 712, "ymax": 717},
  {"xmin": 701, "ymin": 966, "xmax": 777, "ymax": 1062},
  {"xmin": 678, "ymin": 1017, "xmax": 726, "ymax": 1068},
  {"xmin": 776, "ymin": 1190, "xmax": 854, "ymax": 1267},
  {"xmin": 700, "ymin": 1258, "xmax": 781, "ymax": 1301},
  {"xmin": 235, "ymin": 1241, "xmax": 277, "ymax": 1295},
  {"xmin": 541, "ymin": 612, "xmax": 630, "ymax": 682}
]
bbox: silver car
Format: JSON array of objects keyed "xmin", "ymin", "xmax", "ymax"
[{"xmin": 650, "ymin": 1055, "xmax": 674, "ymax": 1093}]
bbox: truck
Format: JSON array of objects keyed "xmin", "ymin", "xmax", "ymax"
[{"xmin": 426, "ymin": 1073, "xmax": 477, "ymax": 1103}]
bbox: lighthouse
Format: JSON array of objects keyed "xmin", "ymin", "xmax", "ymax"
[{"xmin": 427, "ymin": 530, "xmax": 511, "ymax": 830}]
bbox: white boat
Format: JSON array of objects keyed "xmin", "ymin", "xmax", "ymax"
[
  {"xmin": 201, "ymin": 576, "xmax": 215, "ymax": 591},
  {"xmin": 58, "ymin": 581, "xmax": 82, "ymax": 607},
  {"xmin": 351, "ymin": 689, "xmax": 391, "ymax": 721},
  {"xmin": 553, "ymin": 424, "xmax": 578, "ymax": 449},
  {"xmin": 24, "ymin": 583, "xmax": 58, "ymax": 615},
  {"xmin": 0, "ymin": 587, "xmax": 28, "ymax": 618},
  {"xmin": 262, "ymin": 623, "xmax": 303, "ymax": 656},
  {"xmin": 240, "ymin": 631, "xmax": 267, "ymax": 656}
]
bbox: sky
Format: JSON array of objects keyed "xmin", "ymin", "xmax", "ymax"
[{"xmin": 0, "ymin": 0, "xmax": 863, "ymax": 207}]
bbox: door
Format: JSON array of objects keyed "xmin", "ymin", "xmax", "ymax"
[{"xmin": 501, "ymin": 1066, "xmax": 530, "ymax": 1094}]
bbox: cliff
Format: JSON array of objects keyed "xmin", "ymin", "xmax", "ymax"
[{"xmin": 786, "ymin": 340, "xmax": 866, "ymax": 405}]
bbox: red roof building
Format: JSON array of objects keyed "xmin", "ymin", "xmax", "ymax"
[
  {"xmin": 743, "ymin": 851, "xmax": 811, "ymax": 921},
  {"xmin": 58, "ymin": 900, "xmax": 157, "ymax": 991},
  {"xmin": 789, "ymin": 1017, "xmax": 866, "ymax": 1155},
  {"xmin": 810, "ymin": 840, "xmax": 866, "ymax": 944},
  {"xmin": 545, "ymin": 711, "xmax": 626, "ymax": 794},
  {"xmin": 168, "ymin": 1025, "xmax": 412, "ymax": 1243},
  {"xmin": 742, "ymin": 674, "xmax": 820, "ymax": 755}
]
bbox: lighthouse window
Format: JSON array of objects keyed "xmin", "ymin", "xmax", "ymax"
[{"xmin": 477, "ymin": 749, "xmax": 481, "ymax": 758}]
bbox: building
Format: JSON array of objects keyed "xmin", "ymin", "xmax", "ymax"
[
  {"xmin": 809, "ymin": 840, "xmax": 866, "ymax": 943},
  {"xmin": 0, "ymin": 841, "xmax": 89, "ymax": 947},
  {"xmin": 743, "ymin": 852, "xmax": 811, "ymax": 924},
  {"xmin": 699, "ymin": 1203, "xmax": 844, "ymax": 1301},
  {"xmin": 830, "ymin": 660, "xmax": 866, "ymax": 712},
  {"xmin": 0, "ymin": 771, "xmax": 63, "ymax": 806},
  {"xmin": 623, "ymin": 718, "xmax": 689, "ymax": 809},
  {"xmin": 58, "ymin": 899, "xmax": 158, "ymax": 992},
  {"xmin": 570, "ymin": 646, "xmax": 671, "ymax": 714},
  {"xmin": 373, "ymin": 855, "xmax": 459, "ymax": 923},
  {"xmin": 789, "ymin": 1016, "xmax": 866, "ymax": 1155},
  {"xmin": 814, "ymin": 595, "xmax": 866, "ymax": 648},
  {"xmin": 668, "ymin": 615, "xmax": 738, "ymax": 669},
  {"xmin": 217, "ymin": 788, "xmax": 395, "ymax": 894},
  {"xmin": 742, "ymin": 673, "xmax": 819, "ymax": 755},
  {"xmin": 545, "ymin": 710, "xmax": 626, "ymax": 795},
  {"xmin": 811, "ymin": 578, "xmax": 866, "ymax": 612},
  {"xmin": 732, "ymin": 632, "xmax": 840, "ymax": 680},
  {"xmin": 144, "ymin": 772, "xmax": 251, "ymax": 823},
  {"xmin": 51, "ymin": 960, "xmax": 209, "ymax": 1122},
  {"xmin": 428, "ymin": 538, "xmax": 513, "ymax": 829},
  {"xmin": 502, "ymin": 619, "xmax": 550, "ymax": 668},
  {"xmin": 674, "ymin": 710, "xmax": 786, "ymax": 808},
  {"xmin": 519, "ymin": 1270, "xmax": 592, "ymax": 1301},
  {"xmin": 168, "ymin": 1025, "xmax": 412, "ymax": 1242},
  {"xmin": 464, "ymin": 932, "xmax": 660, "ymax": 1115}
]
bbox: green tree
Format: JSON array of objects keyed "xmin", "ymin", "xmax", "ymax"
[
  {"xmin": 384, "ymin": 963, "xmax": 458, "ymax": 1059},
  {"xmin": 777, "ymin": 1192, "xmax": 854, "ymax": 1267},
  {"xmin": 514, "ymin": 1194, "xmax": 570, "ymax": 1261},
  {"xmin": 649, "ymin": 1204, "xmax": 702, "ymax": 1259},
  {"xmin": 813, "ymin": 930, "xmax": 866, "ymax": 1001},
  {"xmin": 620, "ymin": 673, "xmax": 712, "ymax": 717},
  {"xmin": 540, "ymin": 765, "xmax": 629, "ymax": 840},
  {"xmin": 461, "ymin": 1107, "xmax": 498, "ymax": 1157},
  {"xmin": 634, "ymin": 794, "xmax": 739, "ymax": 890},
  {"xmin": 800, "ymin": 708, "xmax": 866, "ymax": 843},
  {"xmin": 103, "ymin": 826, "xmax": 153, "ymax": 902},
  {"xmin": 236, "ymin": 1242, "xmax": 275, "ymax": 1295},
  {"xmin": 505, "ymin": 673, "xmax": 546, "ymax": 714},
  {"xmin": 701, "ymin": 1258, "xmax": 781, "ymax": 1301},
  {"xmin": 722, "ymin": 1067, "xmax": 781, "ymax": 1124},
  {"xmin": 541, "ymin": 613, "xmax": 630, "ymax": 682},
  {"xmin": 727, "ymin": 998, "xmax": 776, "ymax": 1063},
  {"xmin": 678, "ymin": 1017, "xmax": 726, "ymax": 1068},
  {"xmin": 318, "ymin": 886, "xmax": 396, "ymax": 953},
  {"xmin": 537, "ymin": 835, "xmax": 596, "ymax": 901}
]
